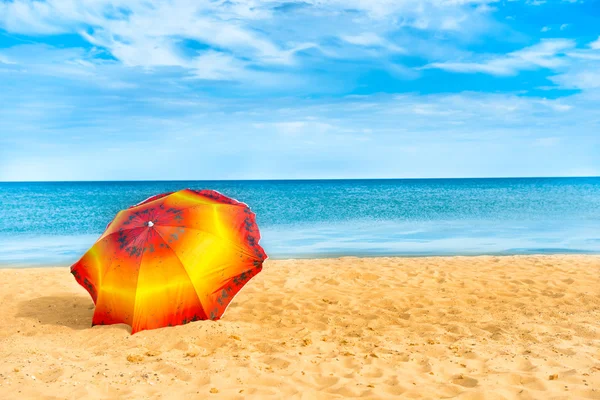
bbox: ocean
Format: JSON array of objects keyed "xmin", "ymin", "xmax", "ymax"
[{"xmin": 0, "ymin": 178, "xmax": 599, "ymax": 266}]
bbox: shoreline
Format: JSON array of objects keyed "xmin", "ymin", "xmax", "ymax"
[
  {"xmin": 3, "ymin": 252, "xmax": 600, "ymax": 269},
  {"xmin": 1, "ymin": 255, "xmax": 599, "ymax": 398}
]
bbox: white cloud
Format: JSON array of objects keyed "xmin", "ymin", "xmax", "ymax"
[
  {"xmin": 552, "ymin": 71, "xmax": 600, "ymax": 90},
  {"xmin": 342, "ymin": 33, "xmax": 385, "ymax": 47},
  {"xmin": 0, "ymin": 55, "xmax": 17, "ymax": 65},
  {"xmin": 0, "ymin": 0, "xmax": 501, "ymax": 81},
  {"xmin": 340, "ymin": 33, "xmax": 405, "ymax": 54},
  {"xmin": 0, "ymin": 44, "xmax": 138, "ymax": 88},
  {"xmin": 424, "ymin": 39, "xmax": 575, "ymax": 76},
  {"xmin": 541, "ymin": 26, "xmax": 551, "ymax": 32},
  {"xmin": 189, "ymin": 51, "xmax": 249, "ymax": 81},
  {"xmin": 0, "ymin": 2, "xmax": 596, "ymax": 96},
  {"xmin": 546, "ymin": 37, "xmax": 600, "ymax": 90},
  {"xmin": 537, "ymin": 99, "xmax": 572, "ymax": 112},
  {"xmin": 0, "ymin": 0, "xmax": 305, "ymax": 80},
  {"xmin": 560, "ymin": 24, "xmax": 569, "ymax": 31},
  {"xmin": 435, "ymin": 36, "xmax": 600, "ymax": 93}
]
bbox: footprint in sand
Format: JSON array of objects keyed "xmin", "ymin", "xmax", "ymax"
[{"xmin": 452, "ymin": 374, "xmax": 478, "ymax": 388}]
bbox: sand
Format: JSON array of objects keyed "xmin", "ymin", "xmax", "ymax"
[{"xmin": 0, "ymin": 255, "xmax": 599, "ymax": 399}]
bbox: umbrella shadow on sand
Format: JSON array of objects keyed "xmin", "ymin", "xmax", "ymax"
[{"xmin": 16, "ymin": 295, "xmax": 98, "ymax": 330}]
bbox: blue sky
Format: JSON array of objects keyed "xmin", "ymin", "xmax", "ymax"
[{"xmin": 0, "ymin": 0, "xmax": 599, "ymax": 181}]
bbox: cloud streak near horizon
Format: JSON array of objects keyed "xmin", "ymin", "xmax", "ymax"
[{"xmin": 0, "ymin": 0, "xmax": 599, "ymax": 180}]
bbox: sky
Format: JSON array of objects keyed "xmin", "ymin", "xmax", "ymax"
[{"xmin": 0, "ymin": 0, "xmax": 599, "ymax": 181}]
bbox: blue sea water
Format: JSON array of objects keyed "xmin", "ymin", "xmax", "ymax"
[{"xmin": 0, "ymin": 178, "xmax": 599, "ymax": 266}]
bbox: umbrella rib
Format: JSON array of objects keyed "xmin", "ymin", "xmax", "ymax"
[
  {"xmin": 151, "ymin": 227, "xmax": 208, "ymax": 320},
  {"xmin": 129, "ymin": 229, "xmax": 151, "ymax": 331},
  {"xmin": 211, "ymin": 264, "xmax": 261, "ymax": 295},
  {"xmin": 90, "ymin": 229, "xmax": 149, "ymax": 329}
]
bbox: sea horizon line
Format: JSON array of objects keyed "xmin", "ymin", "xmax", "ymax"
[{"xmin": 1, "ymin": 175, "xmax": 599, "ymax": 184}]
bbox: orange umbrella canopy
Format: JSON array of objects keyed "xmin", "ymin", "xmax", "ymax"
[{"xmin": 71, "ymin": 189, "xmax": 267, "ymax": 334}]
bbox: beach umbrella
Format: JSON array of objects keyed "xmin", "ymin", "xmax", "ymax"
[{"xmin": 70, "ymin": 189, "xmax": 267, "ymax": 334}]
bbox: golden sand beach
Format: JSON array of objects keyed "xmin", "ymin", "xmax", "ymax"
[{"xmin": 1, "ymin": 255, "xmax": 599, "ymax": 399}]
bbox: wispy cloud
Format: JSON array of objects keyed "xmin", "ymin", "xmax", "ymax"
[
  {"xmin": 550, "ymin": 37, "xmax": 600, "ymax": 90},
  {"xmin": 551, "ymin": 71, "xmax": 600, "ymax": 90},
  {"xmin": 0, "ymin": 0, "xmax": 501, "ymax": 83},
  {"xmin": 424, "ymin": 36, "xmax": 600, "ymax": 93},
  {"xmin": 0, "ymin": 44, "xmax": 139, "ymax": 88},
  {"xmin": 424, "ymin": 39, "xmax": 575, "ymax": 76},
  {"xmin": 0, "ymin": 0, "xmax": 598, "ymax": 180},
  {"xmin": 339, "ymin": 32, "xmax": 405, "ymax": 53}
]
